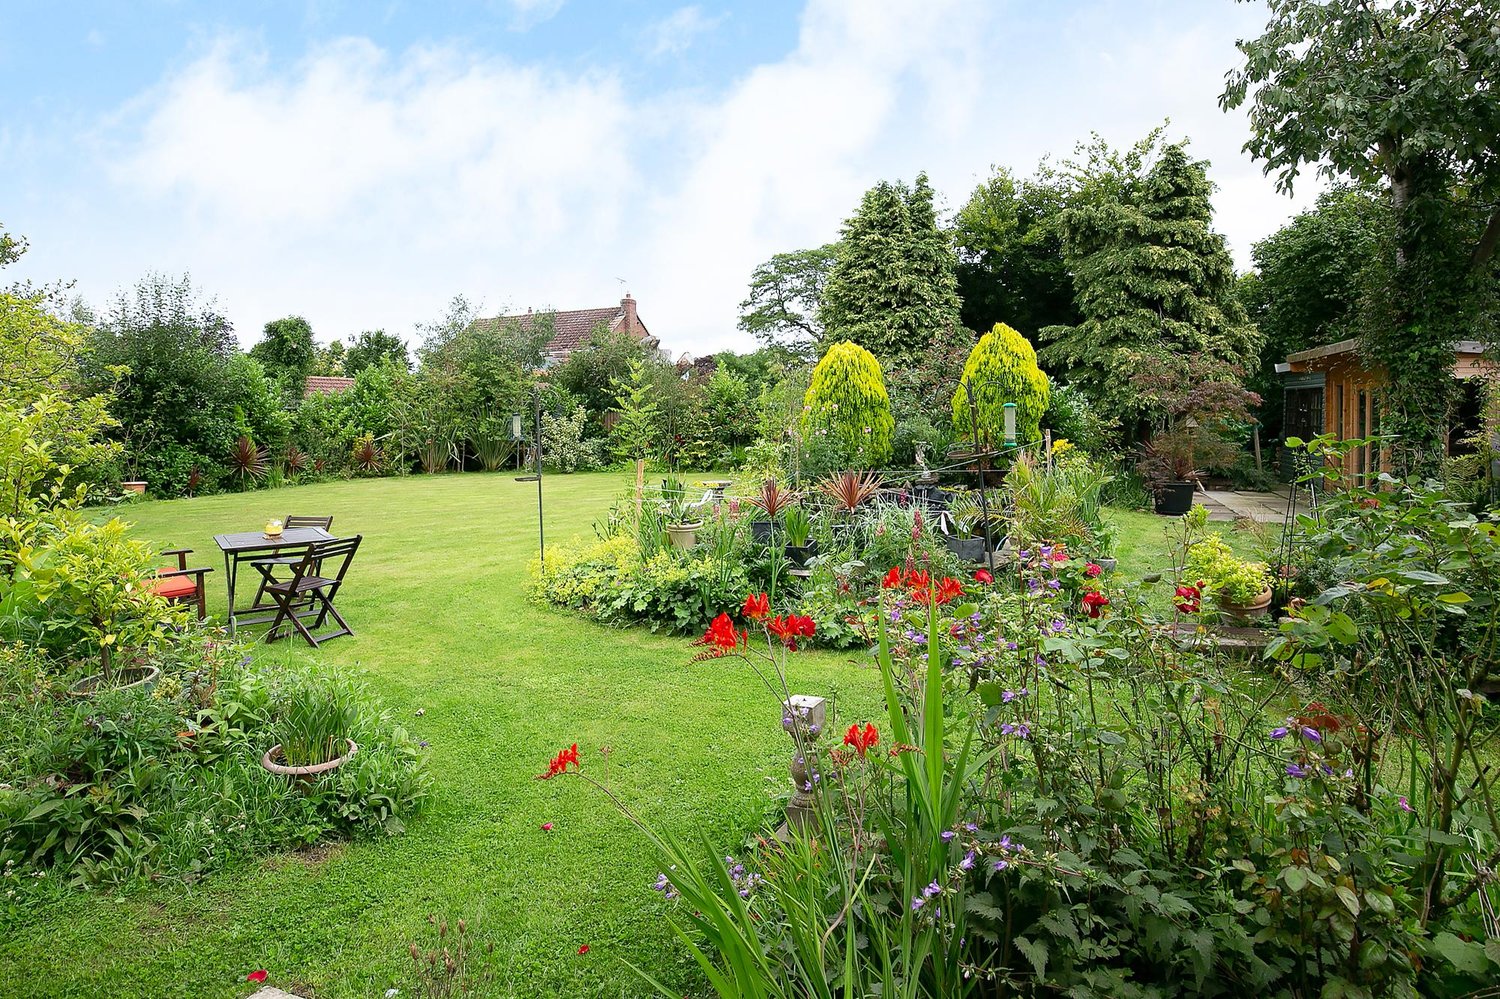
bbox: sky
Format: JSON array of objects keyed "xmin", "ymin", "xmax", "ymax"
[{"xmin": 0, "ymin": 0, "xmax": 1321, "ymax": 358}]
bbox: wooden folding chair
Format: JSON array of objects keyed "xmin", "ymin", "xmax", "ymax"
[
  {"xmin": 250, "ymin": 515, "xmax": 335, "ymax": 608},
  {"xmin": 145, "ymin": 548, "xmax": 214, "ymax": 620},
  {"xmin": 265, "ymin": 535, "xmax": 362, "ymax": 647}
]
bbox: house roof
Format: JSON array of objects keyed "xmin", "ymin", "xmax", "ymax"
[
  {"xmin": 472, "ymin": 301, "xmax": 655, "ymax": 359},
  {"xmin": 304, "ymin": 376, "xmax": 356, "ymax": 397}
]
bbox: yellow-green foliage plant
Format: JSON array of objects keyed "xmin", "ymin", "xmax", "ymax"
[
  {"xmin": 951, "ymin": 322, "xmax": 1050, "ymax": 449},
  {"xmin": 801, "ymin": 341, "xmax": 895, "ymax": 469}
]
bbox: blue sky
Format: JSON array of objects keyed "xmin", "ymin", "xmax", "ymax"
[{"xmin": 1, "ymin": 1, "xmax": 1317, "ymax": 356}]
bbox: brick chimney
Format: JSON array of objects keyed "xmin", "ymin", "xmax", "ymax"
[{"xmin": 621, "ymin": 293, "xmax": 638, "ymax": 338}]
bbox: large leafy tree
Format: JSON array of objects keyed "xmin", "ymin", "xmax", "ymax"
[
  {"xmin": 343, "ymin": 329, "xmax": 410, "ymax": 376},
  {"xmin": 819, "ymin": 173, "xmax": 963, "ymax": 363},
  {"xmin": 83, "ymin": 273, "xmax": 288, "ymax": 495},
  {"xmin": 953, "ymin": 166, "xmax": 1079, "ymax": 338},
  {"xmin": 550, "ymin": 324, "xmax": 653, "ymax": 431},
  {"xmin": 1040, "ymin": 143, "xmax": 1261, "ymax": 431},
  {"xmin": 1223, "ymin": 0, "xmax": 1500, "ymax": 471},
  {"xmin": 250, "ymin": 316, "xmax": 316, "ymax": 394},
  {"xmin": 1241, "ymin": 187, "xmax": 1392, "ymax": 438},
  {"xmin": 738, "ymin": 245, "xmax": 838, "ymax": 358}
]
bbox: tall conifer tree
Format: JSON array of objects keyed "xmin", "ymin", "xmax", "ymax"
[{"xmin": 1040, "ymin": 145, "xmax": 1260, "ymax": 429}]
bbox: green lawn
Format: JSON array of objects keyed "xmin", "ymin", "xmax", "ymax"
[
  {"xmin": 3, "ymin": 472, "xmax": 884, "ymax": 999},
  {"xmin": 1, "ymin": 474, "xmax": 1237, "ymax": 998}
]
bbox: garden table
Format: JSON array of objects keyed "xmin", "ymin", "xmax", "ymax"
[{"xmin": 213, "ymin": 527, "xmax": 336, "ymax": 635}]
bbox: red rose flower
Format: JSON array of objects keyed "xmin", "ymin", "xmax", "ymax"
[
  {"xmin": 1173, "ymin": 585, "xmax": 1201, "ymax": 614},
  {"xmin": 973, "ymin": 569, "xmax": 994, "ymax": 585},
  {"xmin": 1082, "ymin": 590, "xmax": 1110, "ymax": 618}
]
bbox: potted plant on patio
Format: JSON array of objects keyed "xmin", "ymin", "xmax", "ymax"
[
  {"xmin": 747, "ymin": 478, "xmax": 796, "ymax": 545},
  {"xmin": 783, "ymin": 505, "xmax": 818, "ymax": 567},
  {"xmin": 1137, "ymin": 428, "xmax": 1203, "ymax": 516},
  {"xmin": 661, "ymin": 478, "xmax": 703, "ymax": 549},
  {"xmin": 1186, "ymin": 534, "xmax": 1273, "ymax": 622}
]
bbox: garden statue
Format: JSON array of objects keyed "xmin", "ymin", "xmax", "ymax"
[{"xmin": 779, "ymin": 695, "xmax": 826, "ymax": 838}]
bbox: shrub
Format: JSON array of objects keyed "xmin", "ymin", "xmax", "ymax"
[
  {"xmin": 951, "ymin": 322, "xmax": 1050, "ymax": 448},
  {"xmin": 541, "ymin": 405, "xmax": 603, "ymax": 473},
  {"xmin": 801, "ymin": 342, "xmax": 894, "ymax": 469},
  {"xmin": 1185, "ymin": 533, "xmax": 1270, "ymax": 604},
  {"xmin": 1041, "ymin": 382, "xmax": 1113, "ymax": 455}
]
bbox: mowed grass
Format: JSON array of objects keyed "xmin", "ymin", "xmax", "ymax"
[
  {"xmin": 0, "ymin": 474, "xmax": 1234, "ymax": 999},
  {"xmin": 1, "ymin": 472, "xmax": 883, "ymax": 999}
]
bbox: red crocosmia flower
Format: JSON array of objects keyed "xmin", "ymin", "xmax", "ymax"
[
  {"xmin": 1085, "ymin": 562, "xmax": 1102, "ymax": 578},
  {"xmin": 537, "ymin": 743, "xmax": 581, "ymax": 780},
  {"xmin": 742, "ymin": 592, "xmax": 770, "ymax": 621},
  {"xmin": 246, "ymin": 971, "xmax": 268, "ymax": 984},
  {"xmin": 578, "ymin": 945, "xmax": 590, "ymax": 955},
  {"xmin": 934, "ymin": 577, "xmax": 965, "ymax": 605},
  {"xmin": 1173, "ymin": 585, "xmax": 1202, "ymax": 614},
  {"xmin": 882, "ymin": 566, "xmax": 903, "ymax": 589},
  {"xmin": 973, "ymin": 569, "xmax": 994, "ymax": 585},
  {"xmin": 904, "ymin": 569, "xmax": 930, "ymax": 590},
  {"xmin": 768, "ymin": 615, "xmax": 814, "ymax": 649},
  {"xmin": 842, "ymin": 722, "xmax": 879, "ymax": 757},
  {"xmin": 694, "ymin": 612, "xmax": 745, "ymax": 657},
  {"xmin": 1082, "ymin": 590, "xmax": 1110, "ymax": 618}
]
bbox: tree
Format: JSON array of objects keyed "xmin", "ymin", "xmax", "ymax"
[
  {"xmin": 819, "ymin": 173, "xmax": 962, "ymax": 363},
  {"xmin": 311, "ymin": 338, "xmax": 346, "ymax": 376},
  {"xmin": 954, "ymin": 166, "xmax": 1080, "ymax": 338},
  {"xmin": 84, "ymin": 273, "xmax": 284, "ymax": 496},
  {"xmin": 1223, "ymin": 0, "xmax": 1500, "ymax": 471},
  {"xmin": 1242, "ymin": 187, "xmax": 1392, "ymax": 438},
  {"xmin": 551, "ymin": 324, "xmax": 653, "ymax": 429},
  {"xmin": 801, "ymin": 341, "xmax": 894, "ymax": 469},
  {"xmin": 609, "ymin": 360, "xmax": 663, "ymax": 463},
  {"xmin": 249, "ymin": 316, "xmax": 316, "ymax": 393},
  {"xmin": 1040, "ymin": 142, "xmax": 1261, "ymax": 432},
  {"xmin": 738, "ymin": 244, "xmax": 839, "ymax": 357},
  {"xmin": 343, "ymin": 329, "xmax": 410, "ymax": 376},
  {"xmin": 951, "ymin": 323, "xmax": 1051, "ymax": 448}
]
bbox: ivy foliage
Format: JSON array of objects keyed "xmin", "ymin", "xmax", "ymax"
[
  {"xmin": 1040, "ymin": 143, "xmax": 1261, "ymax": 430},
  {"xmin": 819, "ymin": 173, "xmax": 961, "ymax": 364},
  {"xmin": 1223, "ymin": 0, "xmax": 1500, "ymax": 472},
  {"xmin": 951, "ymin": 323, "xmax": 1050, "ymax": 448},
  {"xmin": 801, "ymin": 341, "xmax": 894, "ymax": 470}
]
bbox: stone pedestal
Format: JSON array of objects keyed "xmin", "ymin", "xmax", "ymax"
[{"xmin": 777, "ymin": 695, "xmax": 826, "ymax": 840}]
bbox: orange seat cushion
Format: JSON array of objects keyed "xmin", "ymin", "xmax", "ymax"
[{"xmin": 148, "ymin": 572, "xmax": 198, "ymax": 599}]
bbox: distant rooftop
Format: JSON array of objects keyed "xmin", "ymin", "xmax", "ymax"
[
  {"xmin": 473, "ymin": 294, "xmax": 656, "ymax": 364},
  {"xmin": 304, "ymin": 375, "xmax": 355, "ymax": 397}
]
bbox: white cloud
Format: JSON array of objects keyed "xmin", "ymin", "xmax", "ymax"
[
  {"xmin": 16, "ymin": 0, "xmax": 1319, "ymax": 358},
  {"xmin": 504, "ymin": 0, "xmax": 565, "ymax": 31},
  {"xmin": 645, "ymin": 6, "xmax": 727, "ymax": 58}
]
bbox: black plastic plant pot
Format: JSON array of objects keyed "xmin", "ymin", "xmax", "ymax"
[
  {"xmin": 751, "ymin": 520, "xmax": 778, "ymax": 544},
  {"xmin": 943, "ymin": 533, "xmax": 989, "ymax": 563},
  {"xmin": 785, "ymin": 540, "xmax": 819, "ymax": 567},
  {"xmin": 1154, "ymin": 481, "xmax": 1196, "ymax": 516}
]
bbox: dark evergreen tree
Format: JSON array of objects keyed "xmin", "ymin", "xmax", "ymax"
[
  {"xmin": 1040, "ymin": 144, "xmax": 1260, "ymax": 430},
  {"xmin": 819, "ymin": 173, "xmax": 963, "ymax": 363}
]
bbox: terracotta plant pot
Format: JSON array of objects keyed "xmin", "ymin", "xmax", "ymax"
[
  {"xmin": 666, "ymin": 521, "xmax": 702, "ymax": 549},
  {"xmin": 1218, "ymin": 587, "xmax": 1273, "ymax": 622},
  {"xmin": 69, "ymin": 664, "xmax": 160, "ymax": 698},
  {"xmin": 121, "ymin": 481, "xmax": 147, "ymax": 495},
  {"xmin": 261, "ymin": 739, "xmax": 358, "ymax": 779}
]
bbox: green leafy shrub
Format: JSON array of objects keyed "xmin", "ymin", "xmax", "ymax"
[
  {"xmin": 801, "ymin": 341, "xmax": 895, "ymax": 469},
  {"xmin": 951, "ymin": 322, "xmax": 1050, "ymax": 448},
  {"xmin": 1186, "ymin": 533, "xmax": 1270, "ymax": 604},
  {"xmin": 541, "ymin": 405, "xmax": 604, "ymax": 473}
]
